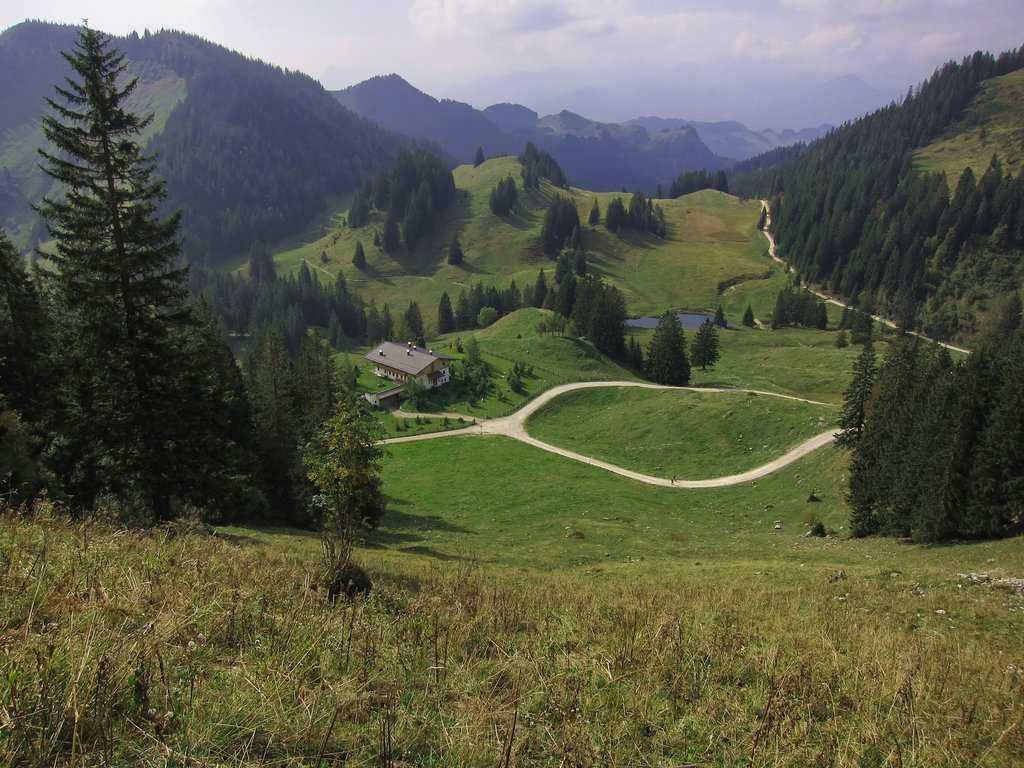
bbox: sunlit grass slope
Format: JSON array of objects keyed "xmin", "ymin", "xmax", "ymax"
[
  {"xmin": 524, "ymin": 386, "xmax": 835, "ymax": 479},
  {"xmin": 275, "ymin": 156, "xmax": 791, "ymax": 335},
  {"xmin": 5, "ymin": 507, "xmax": 1023, "ymax": 766},
  {"xmin": 915, "ymin": 67, "xmax": 1024, "ymax": 180}
]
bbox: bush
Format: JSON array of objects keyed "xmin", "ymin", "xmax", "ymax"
[{"xmin": 322, "ymin": 560, "xmax": 372, "ymax": 601}]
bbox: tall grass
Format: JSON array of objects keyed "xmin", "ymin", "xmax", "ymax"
[{"xmin": 3, "ymin": 501, "xmax": 1022, "ymax": 766}]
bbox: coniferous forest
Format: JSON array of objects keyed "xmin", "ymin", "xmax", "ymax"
[
  {"xmin": 739, "ymin": 49, "xmax": 1024, "ymax": 342},
  {"xmin": 840, "ymin": 310, "xmax": 1024, "ymax": 542}
]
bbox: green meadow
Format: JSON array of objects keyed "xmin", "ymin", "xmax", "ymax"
[
  {"xmin": 274, "ymin": 156, "xmax": 790, "ymax": 334},
  {"xmin": 524, "ymin": 385, "xmax": 835, "ymax": 480},
  {"xmin": 915, "ymin": 67, "xmax": 1024, "ymax": 180},
  {"xmin": 7, "ymin": 161, "xmax": 1021, "ymax": 768}
]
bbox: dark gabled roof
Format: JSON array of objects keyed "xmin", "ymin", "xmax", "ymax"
[{"xmin": 364, "ymin": 341, "xmax": 455, "ymax": 376}]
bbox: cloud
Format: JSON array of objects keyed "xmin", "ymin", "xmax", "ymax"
[
  {"xmin": 409, "ymin": 0, "xmax": 587, "ymax": 37},
  {"xmin": 800, "ymin": 24, "xmax": 863, "ymax": 57}
]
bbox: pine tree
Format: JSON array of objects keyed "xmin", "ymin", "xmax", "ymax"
[
  {"xmin": 404, "ymin": 302, "xmax": 425, "ymax": 347},
  {"xmin": 473, "ymin": 145, "xmax": 485, "ymax": 167},
  {"xmin": 352, "ymin": 240, "xmax": 366, "ymax": 269},
  {"xmin": 836, "ymin": 339, "xmax": 877, "ymax": 448},
  {"xmin": 742, "ymin": 305, "xmax": 756, "ymax": 327},
  {"xmin": 643, "ymin": 312, "xmax": 690, "ymax": 386},
  {"xmin": 437, "ymin": 291, "xmax": 455, "ymax": 334},
  {"xmin": 448, "ymin": 235, "xmax": 464, "ymax": 266},
  {"xmin": 33, "ymin": 27, "xmax": 236, "ymax": 521},
  {"xmin": 589, "ymin": 198, "xmax": 600, "ymax": 226},
  {"xmin": 714, "ymin": 305, "xmax": 727, "ymax": 327},
  {"xmin": 690, "ymin": 318, "xmax": 721, "ymax": 371}
]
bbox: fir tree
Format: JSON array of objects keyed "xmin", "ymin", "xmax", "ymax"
[
  {"xmin": 836, "ymin": 339, "xmax": 877, "ymax": 448},
  {"xmin": 473, "ymin": 145, "xmax": 485, "ymax": 167},
  {"xmin": 534, "ymin": 269, "xmax": 548, "ymax": 308},
  {"xmin": 448, "ymin": 235, "xmax": 464, "ymax": 266},
  {"xmin": 643, "ymin": 312, "xmax": 690, "ymax": 386},
  {"xmin": 437, "ymin": 291, "xmax": 455, "ymax": 334},
  {"xmin": 352, "ymin": 240, "xmax": 366, "ymax": 269},
  {"xmin": 742, "ymin": 304, "xmax": 756, "ymax": 327},
  {"xmin": 690, "ymin": 318, "xmax": 721, "ymax": 371},
  {"xmin": 404, "ymin": 302, "xmax": 425, "ymax": 347},
  {"xmin": 34, "ymin": 27, "xmax": 241, "ymax": 521}
]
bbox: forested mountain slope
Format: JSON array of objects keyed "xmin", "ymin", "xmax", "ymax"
[
  {"xmin": 0, "ymin": 21, "xmax": 413, "ymax": 262},
  {"xmin": 743, "ymin": 48, "xmax": 1024, "ymax": 343},
  {"xmin": 915, "ymin": 67, "xmax": 1024, "ymax": 181}
]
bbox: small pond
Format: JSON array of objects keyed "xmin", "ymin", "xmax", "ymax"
[{"xmin": 625, "ymin": 312, "xmax": 715, "ymax": 329}]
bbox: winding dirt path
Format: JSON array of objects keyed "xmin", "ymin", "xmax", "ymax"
[
  {"xmin": 385, "ymin": 381, "xmax": 838, "ymax": 488},
  {"xmin": 759, "ymin": 201, "xmax": 970, "ymax": 354}
]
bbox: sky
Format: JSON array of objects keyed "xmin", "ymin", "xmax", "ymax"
[{"xmin": 4, "ymin": 0, "xmax": 1023, "ymax": 124}]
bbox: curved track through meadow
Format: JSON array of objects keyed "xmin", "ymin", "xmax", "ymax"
[{"xmin": 385, "ymin": 381, "xmax": 838, "ymax": 489}]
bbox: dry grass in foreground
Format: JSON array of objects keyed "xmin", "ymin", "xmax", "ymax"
[{"xmin": 1, "ymin": 504, "xmax": 1022, "ymax": 767}]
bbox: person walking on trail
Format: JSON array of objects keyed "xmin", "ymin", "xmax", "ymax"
[{"xmin": 671, "ymin": 475, "xmax": 676, "ymax": 485}]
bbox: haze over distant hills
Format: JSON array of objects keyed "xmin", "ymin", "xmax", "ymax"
[
  {"xmin": 333, "ymin": 74, "xmax": 827, "ymax": 192},
  {"xmin": 445, "ymin": 61, "xmax": 893, "ymax": 130}
]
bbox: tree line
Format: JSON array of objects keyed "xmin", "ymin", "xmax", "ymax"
[
  {"xmin": 838, "ymin": 298, "xmax": 1024, "ymax": 542},
  {"xmin": 0, "ymin": 28, "xmax": 373, "ymax": 532},
  {"xmin": 667, "ymin": 168, "xmax": 729, "ymax": 198},
  {"xmin": 520, "ymin": 141, "xmax": 568, "ymax": 190},
  {"xmin": 346, "ymin": 146, "xmax": 456, "ymax": 252}
]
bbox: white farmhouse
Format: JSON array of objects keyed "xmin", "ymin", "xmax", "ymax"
[{"xmin": 363, "ymin": 341, "xmax": 455, "ymax": 407}]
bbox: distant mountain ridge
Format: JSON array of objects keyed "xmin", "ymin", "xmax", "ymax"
[
  {"xmin": 626, "ymin": 117, "xmax": 831, "ymax": 161},
  {"xmin": 334, "ymin": 74, "xmax": 726, "ymax": 192},
  {"xmin": 0, "ymin": 21, "xmax": 415, "ymax": 261},
  {"xmin": 333, "ymin": 74, "xmax": 836, "ymax": 192}
]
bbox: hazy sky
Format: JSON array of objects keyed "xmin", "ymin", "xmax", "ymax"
[{"xmin": 4, "ymin": 0, "xmax": 1023, "ymax": 119}]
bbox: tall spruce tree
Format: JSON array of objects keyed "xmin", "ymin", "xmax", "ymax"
[
  {"xmin": 690, "ymin": 318, "xmax": 721, "ymax": 371},
  {"xmin": 437, "ymin": 291, "xmax": 455, "ymax": 334},
  {"xmin": 34, "ymin": 27, "xmax": 237, "ymax": 521},
  {"xmin": 643, "ymin": 312, "xmax": 690, "ymax": 386},
  {"xmin": 836, "ymin": 339, "xmax": 877, "ymax": 448}
]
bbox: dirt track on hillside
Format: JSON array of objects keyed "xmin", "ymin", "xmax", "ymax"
[
  {"xmin": 385, "ymin": 381, "xmax": 838, "ymax": 488},
  {"xmin": 759, "ymin": 201, "xmax": 970, "ymax": 354}
]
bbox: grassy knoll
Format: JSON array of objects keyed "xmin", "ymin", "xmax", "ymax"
[
  {"xmin": 915, "ymin": 67, "xmax": 1024, "ymax": 180},
  {"xmin": 469, "ymin": 307, "xmax": 638, "ymax": 382},
  {"xmin": 273, "ymin": 156, "xmax": 791, "ymax": 335},
  {"xmin": 524, "ymin": 386, "xmax": 835, "ymax": 480}
]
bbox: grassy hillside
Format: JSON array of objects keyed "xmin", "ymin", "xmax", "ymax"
[
  {"xmin": 524, "ymin": 386, "xmax": 834, "ymax": 480},
  {"xmin": 914, "ymin": 67, "xmax": 1024, "ymax": 180},
  {"xmin": 0, "ymin": 61, "xmax": 186, "ymax": 248},
  {"xmin": 7, "ymin": 464, "xmax": 1021, "ymax": 766},
  {"xmin": 275, "ymin": 156, "xmax": 788, "ymax": 334}
]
